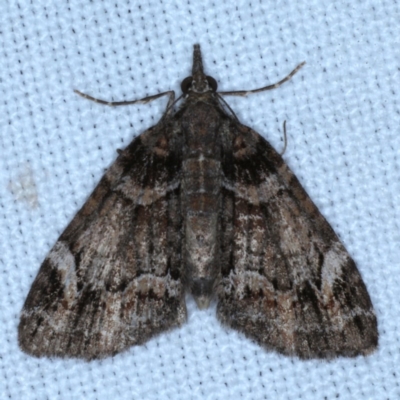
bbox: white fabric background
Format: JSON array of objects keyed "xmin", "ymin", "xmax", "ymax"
[{"xmin": 1, "ymin": 1, "xmax": 399, "ymax": 399}]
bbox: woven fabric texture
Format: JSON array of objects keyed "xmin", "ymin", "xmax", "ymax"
[{"xmin": 1, "ymin": 1, "xmax": 399, "ymax": 399}]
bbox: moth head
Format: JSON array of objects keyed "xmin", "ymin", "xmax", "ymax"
[
  {"xmin": 180, "ymin": 44, "xmax": 218, "ymax": 95},
  {"xmin": 181, "ymin": 75, "xmax": 218, "ymax": 95}
]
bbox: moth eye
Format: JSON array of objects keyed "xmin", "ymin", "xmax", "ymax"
[
  {"xmin": 206, "ymin": 76, "xmax": 218, "ymax": 91},
  {"xmin": 181, "ymin": 76, "xmax": 193, "ymax": 94}
]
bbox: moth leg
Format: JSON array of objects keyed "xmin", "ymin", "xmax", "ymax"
[
  {"xmin": 280, "ymin": 120, "xmax": 288, "ymax": 156},
  {"xmin": 218, "ymin": 62, "xmax": 305, "ymax": 97},
  {"xmin": 74, "ymin": 89, "xmax": 175, "ymax": 107},
  {"xmin": 215, "ymin": 93, "xmax": 239, "ymax": 121}
]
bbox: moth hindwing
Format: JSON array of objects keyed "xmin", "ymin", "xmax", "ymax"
[{"xmin": 19, "ymin": 44, "xmax": 378, "ymax": 360}]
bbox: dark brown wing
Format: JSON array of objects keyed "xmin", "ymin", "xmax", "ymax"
[
  {"xmin": 19, "ymin": 122, "xmax": 186, "ymax": 359},
  {"xmin": 217, "ymin": 122, "xmax": 378, "ymax": 359}
]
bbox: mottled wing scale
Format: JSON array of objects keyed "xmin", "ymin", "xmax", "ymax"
[
  {"xmin": 19, "ymin": 122, "xmax": 187, "ymax": 359},
  {"xmin": 217, "ymin": 123, "xmax": 378, "ymax": 358}
]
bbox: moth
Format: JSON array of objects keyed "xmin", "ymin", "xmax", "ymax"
[{"xmin": 19, "ymin": 44, "xmax": 378, "ymax": 360}]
